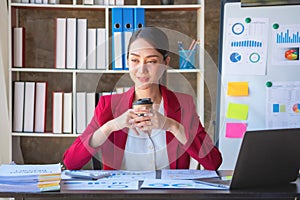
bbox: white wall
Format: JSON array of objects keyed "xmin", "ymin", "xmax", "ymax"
[{"xmin": 0, "ymin": 0, "xmax": 12, "ymax": 164}]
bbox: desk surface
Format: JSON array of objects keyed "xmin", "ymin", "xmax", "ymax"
[{"xmin": 1, "ymin": 171, "xmax": 300, "ymax": 200}]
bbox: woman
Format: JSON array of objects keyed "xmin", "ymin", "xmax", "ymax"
[{"xmin": 63, "ymin": 27, "xmax": 222, "ymax": 170}]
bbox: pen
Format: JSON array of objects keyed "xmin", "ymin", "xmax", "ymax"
[
  {"xmin": 65, "ymin": 170, "xmax": 112, "ymax": 180},
  {"xmin": 193, "ymin": 180, "xmax": 229, "ymax": 189},
  {"xmin": 187, "ymin": 39, "xmax": 196, "ymax": 50},
  {"xmin": 178, "ymin": 41, "xmax": 188, "ymax": 57},
  {"xmin": 178, "ymin": 41, "xmax": 185, "ymax": 51},
  {"xmin": 180, "ymin": 40, "xmax": 199, "ymax": 69},
  {"xmin": 90, "ymin": 172, "xmax": 112, "ymax": 180}
]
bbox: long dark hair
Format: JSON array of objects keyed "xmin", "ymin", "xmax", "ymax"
[
  {"xmin": 127, "ymin": 27, "xmax": 169, "ymax": 61},
  {"xmin": 127, "ymin": 27, "xmax": 169, "ymax": 85}
]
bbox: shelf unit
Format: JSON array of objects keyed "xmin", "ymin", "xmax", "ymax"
[{"xmin": 8, "ymin": 0, "xmax": 204, "ymax": 163}]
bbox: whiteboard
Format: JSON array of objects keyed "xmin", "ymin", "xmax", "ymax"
[{"xmin": 216, "ymin": 0, "xmax": 300, "ymax": 170}]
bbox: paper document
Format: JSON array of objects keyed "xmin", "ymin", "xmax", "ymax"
[
  {"xmin": 62, "ymin": 170, "xmax": 156, "ymax": 181},
  {"xmin": 141, "ymin": 179, "xmax": 228, "ymax": 190},
  {"xmin": 106, "ymin": 170, "xmax": 156, "ymax": 180},
  {"xmin": 0, "ymin": 183, "xmax": 60, "ymax": 193},
  {"xmin": 0, "ymin": 163, "xmax": 61, "ymax": 180},
  {"xmin": 0, "ymin": 163, "xmax": 61, "ymax": 192},
  {"xmin": 62, "ymin": 170, "xmax": 111, "ymax": 180},
  {"xmin": 161, "ymin": 169, "xmax": 219, "ymax": 180},
  {"xmin": 266, "ymin": 81, "xmax": 300, "ymax": 129},
  {"xmin": 224, "ymin": 17, "xmax": 269, "ymax": 75},
  {"xmin": 61, "ymin": 180, "xmax": 139, "ymax": 190}
]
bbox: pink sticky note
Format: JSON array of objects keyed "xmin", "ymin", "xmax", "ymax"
[{"xmin": 226, "ymin": 123, "xmax": 247, "ymax": 138}]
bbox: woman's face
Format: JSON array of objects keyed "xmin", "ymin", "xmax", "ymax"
[{"xmin": 127, "ymin": 38, "xmax": 169, "ymax": 90}]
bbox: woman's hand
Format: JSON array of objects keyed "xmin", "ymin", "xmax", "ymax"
[
  {"xmin": 110, "ymin": 109, "xmax": 138, "ymax": 131},
  {"xmin": 129, "ymin": 104, "xmax": 187, "ymax": 144},
  {"xmin": 128, "ymin": 106, "xmax": 152, "ymax": 135},
  {"xmin": 90, "ymin": 109, "xmax": 140, "ymax": 148},
  {"xmin": 129, "ymin": 104, "xmax": 166, "ymax": 133},
  {"xmin": 147, "ymin": 105, "xmax": 167, "ymax": 131}
]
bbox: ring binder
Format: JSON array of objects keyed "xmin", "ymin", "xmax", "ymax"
[
  {"xmin": 112, "ymin": 8, "xmax": 123, "ymax": 70},
  {"xmin": 123, "ymin": 8, "xmax": 134, "ymax": 70}
]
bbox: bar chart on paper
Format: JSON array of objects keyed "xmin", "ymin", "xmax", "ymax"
[
  {"xmin": 272, "ymin": 24, "xmax": 300, "ymax": 65},
  {"xmin": 275, "ymin": 27, "xmax": 300, "ymax": 44},
  {"xmin": 231, "ymin": 40, "xmax": 262, "ymax": 47}
]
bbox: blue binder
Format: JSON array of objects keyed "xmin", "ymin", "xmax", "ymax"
[
  {"xmin": 133, "ymin": 8, "xmax": 145, "ymax": 31},
  {"xmin": 122, "ymin": 8, "xmax": 134, "ymax": 70},
  {"xmin": 112, "ymin": 8, "xmax": 123, "ymax": 70}
]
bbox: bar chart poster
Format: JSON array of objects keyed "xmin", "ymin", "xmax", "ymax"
[
  {"xmin": 224, "ymin": 17, "xmax": 269, "ymax": 75},
  {"xmin": 271, "ymin": 24, "xmax": 300, "ymax": 66}
]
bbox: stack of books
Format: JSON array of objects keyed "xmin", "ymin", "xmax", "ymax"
[{"xmin": 0, "ymin": 163, "xmax": 61, "ymax": 192}]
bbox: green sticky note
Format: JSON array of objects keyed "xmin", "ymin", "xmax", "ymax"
[{"xmin": 226, "ymin": 103, "xmax": 249, "ymax": 120}]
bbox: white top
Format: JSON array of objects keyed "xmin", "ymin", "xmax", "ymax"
[{"xmin": 121, "ymin": 100, "xmax": 170, "ymax": 170}]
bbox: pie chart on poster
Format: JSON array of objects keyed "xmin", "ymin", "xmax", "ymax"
[
  {"xmin": 230, "ymin": 52, "xmax": 242, "ymax": 63},
  {"xmin": 232, "ymin": 23, "xmax": 244, "ymax": 35},
  {"xmin": 292, "ymin": 104, "xmax": 300, "ymax": 113},
  {"xmin": 249, "ymin": 52, "xmax": 260, "ymax": 63},
  {"xmin": 285, "ymin": 49, "xmax": 299, "ymax": 60}
]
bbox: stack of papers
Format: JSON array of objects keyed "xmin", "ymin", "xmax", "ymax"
[
  {"xmin": 61, "ymin": 170, "xmax": 157, "ymax": 191},
  {"xmin": 61, "ymin": 170, "xmax": 156, "ymax": 180},
  {"xmin": 60, "ymin": 169, "xmax": 227, "ymax": 191},
  {"xmin": 0, "ymin": 163, "xmax": 61, "ymax": 192}
]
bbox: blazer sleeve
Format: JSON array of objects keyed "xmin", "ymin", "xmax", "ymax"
[
  {"xmin": 63, "ymin": 98, "xmax": 105, "ymax": 170},
  {"xmin": 181, "ymin": 96, "xmax": 222, "ymax": 170}
]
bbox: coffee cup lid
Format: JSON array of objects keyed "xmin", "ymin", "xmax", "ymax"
[{"xmin": 133, "ymin": 98, "xmax": 153, "ymax": 105}]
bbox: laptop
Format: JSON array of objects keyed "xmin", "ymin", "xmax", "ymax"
[{"xmin": 207, "ymin": 128, "xmax": 300, "ymax": 189}]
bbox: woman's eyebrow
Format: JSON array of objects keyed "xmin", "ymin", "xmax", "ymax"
[
  {"xmin": 146, "ymin": 55, "xmax": 160, "ymax": 59},
  {"xmin": 129, "ymin": 52, "xmax": 160, "ymax": 58},
  {"xmin": 129, "ymin": 52, "xmax": 140, "ymax": 57}
]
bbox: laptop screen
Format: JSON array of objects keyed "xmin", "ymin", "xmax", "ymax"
[{"xmin": 230, "ymin": 128, "xmax": 300, "ymax": 189}]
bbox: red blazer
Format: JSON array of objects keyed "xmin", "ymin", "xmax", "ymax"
[{"xmin": 63, "ymin": 85, "xmax": 222, "ymax": 170}]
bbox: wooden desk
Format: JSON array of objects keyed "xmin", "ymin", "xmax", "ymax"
[{"xmin": 1, "ymin": 173, "xmax": 299, "ymax": 200}]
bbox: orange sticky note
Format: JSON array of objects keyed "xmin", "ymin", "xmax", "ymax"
[
  {"xmin": 227, "ymin": 82, "xmax": 249, "ymax": 96},
  {"xmin": 226, "ymin": 123, "xmax": 247, "ymax": 138}
]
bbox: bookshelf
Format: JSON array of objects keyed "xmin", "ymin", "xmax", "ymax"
[{"xmin": 8, "ymin": 0, "xmax": 204, "ymax": 163}]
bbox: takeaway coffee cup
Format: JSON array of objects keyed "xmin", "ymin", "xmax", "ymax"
[{"xmin": 132, "ymin": 98, "xmax": 153, "ymax": 116}]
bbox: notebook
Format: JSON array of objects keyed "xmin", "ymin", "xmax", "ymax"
[{"xmin": 208, "ymin": 128, "xmax": 300, "ymax": 189}]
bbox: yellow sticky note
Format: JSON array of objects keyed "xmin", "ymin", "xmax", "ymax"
[
  {"xmin": 226, "ymin": 103, "xmax": 249, "ymax": 120},
  {"xmin": 227, "ymin": 82, "xmax": 249, "ymax": 96}
]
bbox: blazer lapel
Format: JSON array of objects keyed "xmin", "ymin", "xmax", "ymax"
[
  {"xmin": 111, "ymin": 87, "xmax": 135, "ymax": 169},
  {"xmin": 160, "ymin": 85, "xmax": 181, "ymax": 169}
]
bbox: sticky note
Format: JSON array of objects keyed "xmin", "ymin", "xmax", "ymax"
[
  {"xmin": 225, "ymin": 123, "xmax": 247, "ymax": 138},
  {"xmin": 227, "ymin": 82, "xmax": 249, "ymax": 96},
  {"xmin": 226, "ymin": 103, "xmax": 249, "ymax": 120},
  {"xmin": 221, "ymin": 175, "xmax": 233, "ymax": 181}
]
